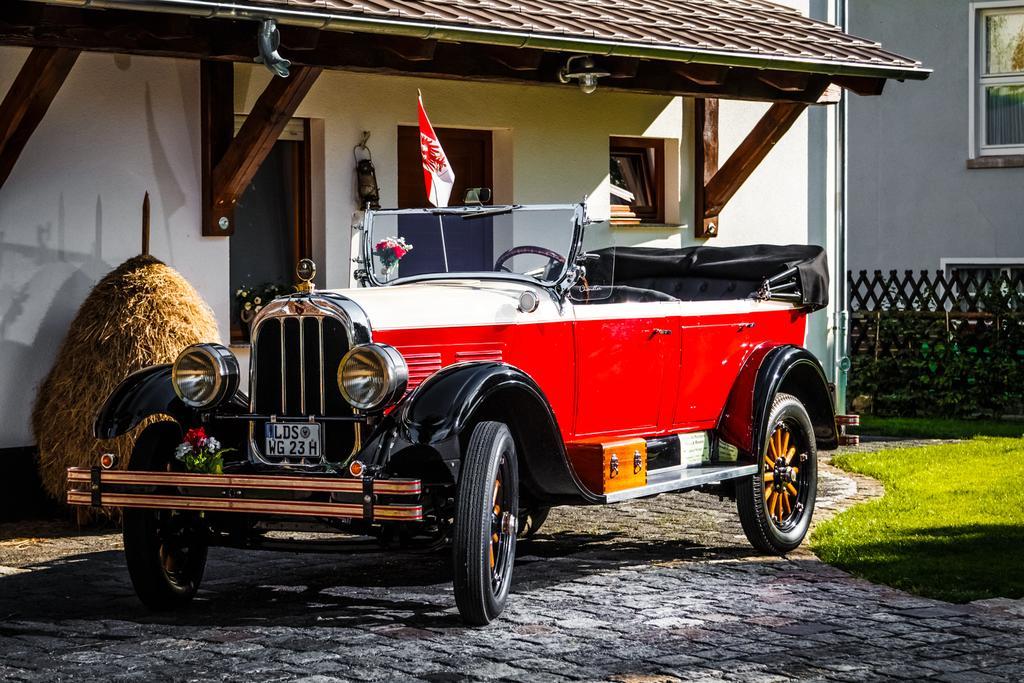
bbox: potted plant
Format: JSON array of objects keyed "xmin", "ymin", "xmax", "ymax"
[{"xmin": 235, "ymin": 282, "xmax": 288, "ymax": 342}]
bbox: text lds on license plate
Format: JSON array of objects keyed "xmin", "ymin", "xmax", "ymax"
[{"xmin": 265, "ymin": 422, "xmax": 321, "ymax": 458}]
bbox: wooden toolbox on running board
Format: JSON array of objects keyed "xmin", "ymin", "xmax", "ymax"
[{"xmin": 567, "ymin": 437, "xmax": 647, "ymax": 494}]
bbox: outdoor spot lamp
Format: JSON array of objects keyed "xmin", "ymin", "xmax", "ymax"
[{"xmin": 558, "ymin": 56, "xmax": 610, "ymax": 94}]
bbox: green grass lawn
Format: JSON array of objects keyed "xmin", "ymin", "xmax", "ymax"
[
  {"xmin": 857, "ymin": 415, "xmax": 1024, "ymax": 440},
  {"xmin": 811, "ymin": 437, "xmax": 1024, "ymax": 603}
]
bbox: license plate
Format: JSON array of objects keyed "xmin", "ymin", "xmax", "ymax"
[{"xmin": 264, "ymin": 422, "xmax": 322, "ymax": 459}]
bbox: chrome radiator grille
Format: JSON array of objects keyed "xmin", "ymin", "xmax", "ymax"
[{"xmin": 250, "ymin": 315, "xmax": 355, "ymax": 465}]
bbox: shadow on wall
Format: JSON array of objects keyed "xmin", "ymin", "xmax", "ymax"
[
  {"xmin": 144, "ymin": 82, "xmax": 187, "ymax": 265},
  {"xmin": 0, "ymin": 194, "xmax": 113, "ymax": 454}
]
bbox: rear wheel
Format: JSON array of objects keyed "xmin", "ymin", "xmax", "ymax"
[
  {"xmin": 123, "ymin": 423, "xmax": 208, "ymax": 610},
  {"xmin": 736, "ymin": 393, "xmax": 818, "ymax": 555},
  {"xmin": 452, "ymin": 421, "xmax": 518, "ymax": 625}
]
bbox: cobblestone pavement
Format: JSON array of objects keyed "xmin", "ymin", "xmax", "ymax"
[{"xmin": 2, "ymin": 439, "xmax": 1023, "ymax": 682}]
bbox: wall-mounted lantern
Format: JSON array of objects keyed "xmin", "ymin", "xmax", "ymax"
[{"xmin": 355, "ymin": 131, "xmax": 381, "ymax": 210}]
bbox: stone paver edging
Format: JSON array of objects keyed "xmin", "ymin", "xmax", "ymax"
[{"xmin": 1, "ymin": 439, "xmax": 1022, "ymax": 682}]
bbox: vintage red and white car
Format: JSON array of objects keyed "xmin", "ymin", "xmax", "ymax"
[{"xmin": 70, "ymin": 201, "xmax": 839, "ymax": 625}]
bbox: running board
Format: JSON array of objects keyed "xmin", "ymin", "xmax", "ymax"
[{"xmin": 601, "ymin": 463, "xmax": 757, "ymax": 503}]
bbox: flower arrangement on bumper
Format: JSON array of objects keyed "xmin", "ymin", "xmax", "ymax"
[
  {"xmin": 175, "ymin": 427, "xmax": 233, "ymax": 474},
  {"xmin": 374, "ymin": 237, "xmax": 413, "ymax": 278}
]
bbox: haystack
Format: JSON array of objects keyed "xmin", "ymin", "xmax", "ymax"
[{"xmin": 33, "ymin": 204, "xmax": 220, "ymax": 507}]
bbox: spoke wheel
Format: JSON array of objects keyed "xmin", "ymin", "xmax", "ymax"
[
  {"xmin": 123, "ymin": 423, "xmax": 208, "ymax": 610},
  {"xmin": 736, "ymin": 393, "xmax": 818, "ymax": 555},
  {"xmin": 154, "ymin": 510, "xmax": 205, "ymax": 590},
  {"xmin": 762, "ymin": 421, "xmax": 811, "ymax": 533},
  {"xmin": 488, "ymin": 457, "xmax": 517, "ymax": 594},
  {"xmin": 453, "ymin": 421, "xmax": 519, "ymax": 626}
]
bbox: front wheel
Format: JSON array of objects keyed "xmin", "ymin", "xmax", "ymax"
[
  {"xmin": 123, "ymin": 423, "xmax": 209, "ymax": 610},
  {"xmin": 452, "ymin": 421, "xmax": 519, "ymax": 625},
  {"xmin": 736, "ymin": 393, "xmax": 818, "ymax": 555}
]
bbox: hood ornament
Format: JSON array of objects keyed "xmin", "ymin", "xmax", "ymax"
[{"xmin": 296, "ymin": 259, "xmax": 316, "ymax": 293}]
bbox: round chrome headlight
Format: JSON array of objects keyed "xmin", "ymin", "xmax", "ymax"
[
  {"xmin": 171, "ymin": 343, "xmax": 239, "ymax": 409},
  {"xmin": 337, "ymin": 344, "xmax": 408, "ymax": 411}
]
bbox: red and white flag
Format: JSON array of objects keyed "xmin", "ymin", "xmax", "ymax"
[{"xmin": 418, "ymin": 91, "xmax": 455, "ymax": 208}]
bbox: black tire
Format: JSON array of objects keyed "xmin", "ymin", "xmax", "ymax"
[
  {"xmin": 452, "ymin": 421, "xmax": 519, "ymax": 626},
  {"xmin": 517, "ymin": 506, "xmax": 551, "ymax": 538},
  {"xmin": 123, "ymin": 423, "xmax": 208, "ymax": 610},
  {"xmin": 736, "ymin": 393, "xmax": 818, "ymax": 555}
]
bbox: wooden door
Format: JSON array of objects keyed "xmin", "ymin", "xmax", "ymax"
[{"xmin": 397, "ymin": 127, "xmax": 493, "ymax": 275}]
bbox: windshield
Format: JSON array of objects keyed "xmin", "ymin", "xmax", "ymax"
[{"xmin": 363, "ymin": 205, "xmax": 581, "ymax": 287}]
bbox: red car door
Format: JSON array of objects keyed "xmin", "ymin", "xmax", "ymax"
[
  {"xmin": 672, "ymin": 317, "xmax": 754, "ymax": 427},
  {"xmin": 572, "ymin": 301, "xmax": 680, "ymax": 438}
]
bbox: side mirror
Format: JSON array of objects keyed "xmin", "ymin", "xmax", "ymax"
[{"xmin": 463, "ymin": 187, "xmax": 492, "ymax": 205}]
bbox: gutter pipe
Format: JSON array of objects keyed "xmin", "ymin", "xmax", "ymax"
[{"xmin": 833, "ymin": 0, "xmax": 851, "ymax": 414}]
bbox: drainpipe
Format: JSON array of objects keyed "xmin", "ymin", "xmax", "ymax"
[{"xmin": 833, "ymin": 0, "xmax": 851, "ymax": 414}]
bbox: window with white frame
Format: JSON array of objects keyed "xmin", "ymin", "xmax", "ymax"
[
  {"xmin": 942, "ymin": 258, "xmax": 1024, "ymax": 281},
  {"xmin": 972, "ymin": 3, "xmax": 1024, "ymax": 157}
]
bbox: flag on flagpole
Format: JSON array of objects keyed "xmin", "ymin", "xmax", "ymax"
[{"xmin": 418, "ymin": 91, "xmax": 455, "ymax": 208}]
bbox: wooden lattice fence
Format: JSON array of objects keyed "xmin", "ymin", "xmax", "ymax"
[{"xmin": 847, "ymin": 270, "xmax": 1024, "ymax": 418}]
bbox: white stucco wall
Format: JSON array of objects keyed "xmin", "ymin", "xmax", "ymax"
[
  {"xmin": 0, "ymin": 49, "xmax": 228, "ymax": 449},
  {"xmin": 0, "ymin": 1, "xmax": 837, "ymax": 448},
  {"xmin": 235, "ymin": 60, "xmax": 833, "ymax": 367},
  {"xmin": 235, "ymin": 64, "xmax": 823, "ymax": 287}
]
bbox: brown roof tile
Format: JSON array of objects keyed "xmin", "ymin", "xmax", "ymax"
[{"xmin": 91, "ymin": 0, "xmax": 928, "ymax": 79}]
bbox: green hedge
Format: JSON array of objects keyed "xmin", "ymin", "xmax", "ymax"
[{"xmin": 849, "ymin": 313, "xmax": 1024, "ymax": 418}]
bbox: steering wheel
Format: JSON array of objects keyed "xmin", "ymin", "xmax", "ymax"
[{"xmin": 493, "ymin": 246, "xmax": 566, "ymax": 274}]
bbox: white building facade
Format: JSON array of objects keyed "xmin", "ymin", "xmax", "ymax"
[{"xmin": 0, "ymin": 0, "xmax": 920, "ymax": 451}]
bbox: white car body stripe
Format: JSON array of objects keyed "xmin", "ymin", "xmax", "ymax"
[{"xmin": 328, "ymin": 281, "xmax": 797, "ymax": 332}]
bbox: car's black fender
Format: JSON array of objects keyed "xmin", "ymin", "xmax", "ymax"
[
  {"xmin": 382, "ymin": 362, "xmax": 598, "ymax": 504},
  {"xmin": 719, "ymin": 344, "xmax": 838, "ymax": 459},
  {"xmin": 94, "ymin": 365, "xmax": 197, "ymax": 439},
  {"xmin": 94, "ymin": 364, "xmax": 248, "ymax": 440}
]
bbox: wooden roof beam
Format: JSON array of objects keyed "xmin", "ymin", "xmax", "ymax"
[
  {"xmin": 201, "ymin": 60, "xmax": 234, "ymax": 237},
  {"xmin": 832, "ymin": 75, "xmax": 886, "ymax": 97},
  {"xmin": 674, "ymin": 63, "xmax": 731, "ymax": 86},
  {"xmin": 701, "ymin": 101, "xmax": 808, "ymax": 226},
  {"xmin": 693, "ymin": 98, "xmax": 719, "ymax": 238},
  {"xmin": 380, "ymin": 36, "xmax": 437, "ymax": 62},
  {"xmin": 756, "ymin": 70, "xmax": 809, "ymax": 92},
  {"xmin": 482, "ymin": 45, "xmax": 544, "ymax": 71},
  {"xmin": 208, "ymin": 64, "xmax": 321, "ymax": 235},
  {"xmin": 0, "ymin": 46, "xmax": 80, "ymax": 189}
]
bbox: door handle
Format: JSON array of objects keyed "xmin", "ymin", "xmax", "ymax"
[{"xmin": 651, "ymin": 328, "xmax": 672, "ymax": 337}]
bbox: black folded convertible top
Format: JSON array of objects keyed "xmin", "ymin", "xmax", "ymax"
[{"xmin": 592, "ymin": 244, "xmax": 830, "ymax": 310}]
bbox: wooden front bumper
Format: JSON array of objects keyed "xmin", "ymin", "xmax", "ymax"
[{"xmin": 66, "ymin": 467, "xmax": 423, "ymax": 521}]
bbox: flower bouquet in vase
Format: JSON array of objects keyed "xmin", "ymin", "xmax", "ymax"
[
  {"xmin": 174, "ymin": 427, "xmax": 234, "ymax": 474},
  {"xmin": 374, "ymin": 237, "xmax": 413, "ymax": 280}
]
